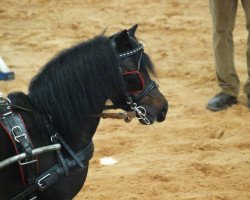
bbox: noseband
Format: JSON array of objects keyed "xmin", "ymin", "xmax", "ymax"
[{"xmin": 117, "ymin": 43, "xmax": 158, "ymax": 124}]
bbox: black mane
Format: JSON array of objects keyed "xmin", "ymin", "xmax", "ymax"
[
  {"xmin": 28, "ymin": 36, "xmax": 123, "ymax": 134},
  {"xmin": 141, "ymin": 51, "xmax": 155, "ymax": 75}
]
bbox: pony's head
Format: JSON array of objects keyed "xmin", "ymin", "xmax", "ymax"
[{"xmin": 109, "ymin": 25, "xmax": 168, "ymax": 125}]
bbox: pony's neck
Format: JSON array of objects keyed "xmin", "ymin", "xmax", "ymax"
[{"xmin": 27, "ymin": 36, "xmax": 124, "ymax": 149}]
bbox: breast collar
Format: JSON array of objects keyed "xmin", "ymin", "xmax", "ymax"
[
  {"xmin": 0, "ymin": 95, "xmax": 94, "ymax": 200},
  {"xmin": 0, "ymin": 96, "xmax": 38, "ymax": 187}
]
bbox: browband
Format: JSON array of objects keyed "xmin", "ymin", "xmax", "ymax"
[{"xmin": 119, "ymin": 44, "xmax": 144, "ymax": 59}]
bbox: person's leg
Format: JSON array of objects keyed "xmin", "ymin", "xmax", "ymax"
[
  {"xmin": 0, "ymin": 56, "xmax": 15, "ymax": 81},
  {"xmin": 210, "ymin": 0, "xmax": 239, "ymax": 97},
  {"xmin": 0, "ymin": 56, "xmax": 10, "ymax": 73},
  {"xmin": 242, "ymin": 0, "xmax": 250, "ymax": 95},
  {"xmin": 241, "ymin": 0, "xmax": 250, "ymax": 109},
  {"xmin": 207, "ymin": 0, "xmax": 239, "ymax": 111}
]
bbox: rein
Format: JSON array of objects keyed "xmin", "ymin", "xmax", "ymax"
[
  {"xmin": 95, "ymin": 111, "xmax": 136, "ymax": 122},
  {"xmin": 0, "ymin": 104, "xmax": 32, "ymax": 113},
  {"xmin": 4, "ymin": 103, "xmax": 137, "ymax": 122}
]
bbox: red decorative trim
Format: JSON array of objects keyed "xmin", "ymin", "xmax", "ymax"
[{"xmin": 122, "ymin": 70, "xmax": 145, "ymax": 93}]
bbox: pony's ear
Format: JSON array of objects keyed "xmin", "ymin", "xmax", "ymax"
[
  {"xmin": 114, "ymin": 29, "xmax": 129, "ymax": 49},
  {"xmin": 128, "ymin": 24, "xmax": 138, "ymax": 36}
]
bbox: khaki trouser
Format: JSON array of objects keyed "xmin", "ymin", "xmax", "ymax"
[{"xmin": 210, "ymin": 0, "xmax": 250, "ymax": 96}]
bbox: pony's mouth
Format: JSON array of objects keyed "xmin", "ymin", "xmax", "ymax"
[
  {"xmin": 156, "ymin": 109, "xmax": 167, "ymax": 122},
  {"xmin": 138, "ymin": 117, "xmax": 154, "ymax": 125},
  {"xmin": 137, "ymin": 106, "xmax": 167, "ymax": 125}
]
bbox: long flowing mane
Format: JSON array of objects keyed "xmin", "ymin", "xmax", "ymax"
[{"xmin": 28, "ymin": 36, "xmax": 123, "ymax": 134}]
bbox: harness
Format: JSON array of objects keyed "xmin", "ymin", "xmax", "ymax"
[
  {"xmin": 110, "ymin": 38, "xmax": 158, "ymax": 125},
  {"xmin": 0, "ymin": 96, "xmax": 38, "ymax": 188},
  {"xmin": 0, "ymin": 95, "xmax": 94, "ymax": 200},
  {"xmin": 11, "ymin": 141, "xmax": 93, "ymax": 200}
]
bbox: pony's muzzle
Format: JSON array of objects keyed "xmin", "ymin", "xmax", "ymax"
[{"xmin": 156, "ymin": 101, "xmax": 168, "ymax": 122}]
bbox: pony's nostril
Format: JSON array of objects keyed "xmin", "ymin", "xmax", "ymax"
[
  {"xmin": 161, "ymin": 103, "xmax": 168, "ymax": 114},
  {"xmin": 161, "ymin": 108, "xmax": 167, "ymax": 118},
  {"xmin": 156, "ymin": 104, "xmax": 168, "ymax": 122}
]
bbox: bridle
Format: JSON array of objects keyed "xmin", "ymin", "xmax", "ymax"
[{"xmin": 112, "ymin": 39, "xmax": 158, "ymax": 124}]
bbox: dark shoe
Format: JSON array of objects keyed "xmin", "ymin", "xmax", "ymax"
[{"xmin": 206, "ymin": 92, "xmax": 237, "ymax": 111}]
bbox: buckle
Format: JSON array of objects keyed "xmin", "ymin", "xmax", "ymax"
[
  {"xmin": 37, "ymin": 173, "xmax": 50, "ymax": 189},
  {"xmin": 11, "ymin": 126, "xmax": 27, "ymax": 143},
  {"xmin": 19, "ymin": 159, "xmax": 37, "ymax": 166},
  {"xmin": 2, "ymin": 111, "xmax": 12, "ymax": 117},
  {"xmin": 50, "ymin": 133, "xmax": 59, "ymax": 143}
]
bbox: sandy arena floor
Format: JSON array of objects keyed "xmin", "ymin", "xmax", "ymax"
[{"xmin": 0, "ymin": 0, "xmax": 250, "ymax": 199}]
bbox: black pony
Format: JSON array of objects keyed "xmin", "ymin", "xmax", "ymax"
[{"xmin": 0, "ymin": 25, "xmax": 168, "ymax": 200}]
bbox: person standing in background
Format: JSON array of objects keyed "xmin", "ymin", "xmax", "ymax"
[
  {"xmin": 207, "ymin": 0, "xmax": 250, "ymax": 111},
  {"xmin": 0, "ymin": 56, "xmax": 15, "ymax": 81}
]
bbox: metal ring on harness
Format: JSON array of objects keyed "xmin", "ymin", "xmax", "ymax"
[{"xmin": 37, "ymin": 173, "xmax": 51, "ymax": 189}]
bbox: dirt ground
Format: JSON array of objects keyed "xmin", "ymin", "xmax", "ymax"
[{"xmin": 1, "ymin": 0, "xmax": 250, "ymax": 199}]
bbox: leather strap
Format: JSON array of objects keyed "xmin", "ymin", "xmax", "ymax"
[
  {"xmin": 11, "ymin": 141, "xmax": 94, "ymax": 200},
  {"xmin": 0, "ymin": 112, "xmax": 38, "ymax": 186},
  {"xmin": 53, "ymin": 134, "xmax": 84, "ymax": 168},
  {"xmin": 135, "ymin": 81, "xmax": 157, "ymax": 103}
]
